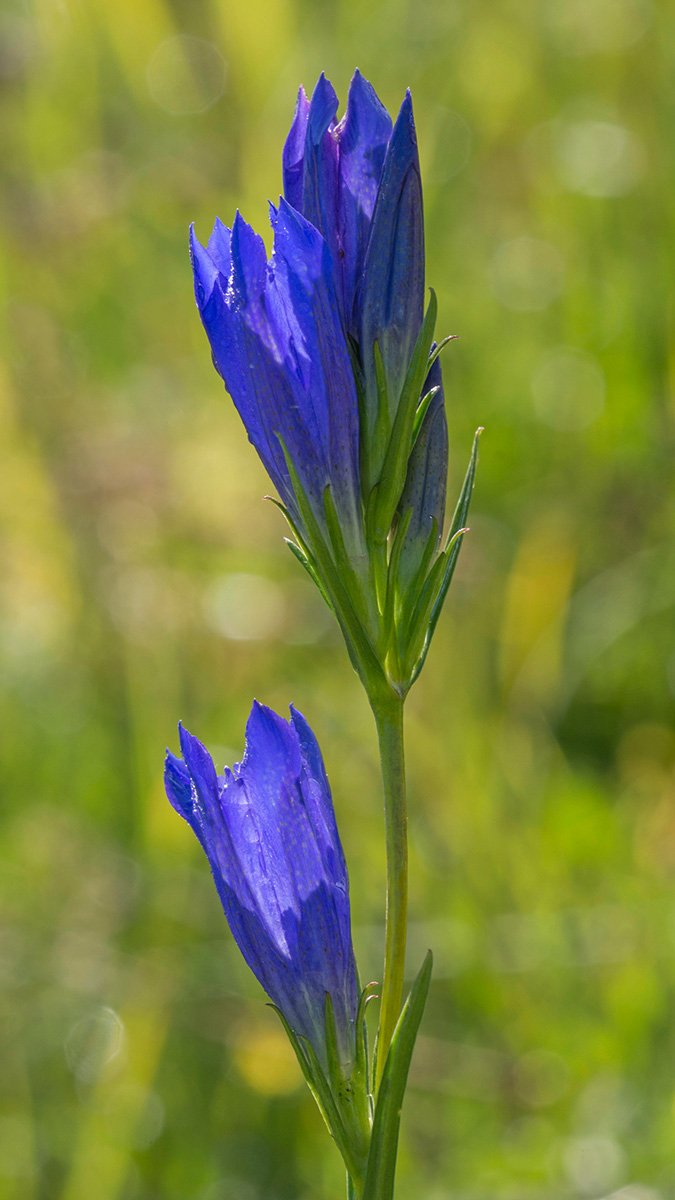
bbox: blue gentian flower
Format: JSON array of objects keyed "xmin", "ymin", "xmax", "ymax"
[
  {"xmin": 164, "ymin": 701, "xmax": 359, "ymax": 1071},
  {"xmin": 189, "ymin": 201, "xmax": 364, "ymax": 556},
  {"xmin": 283, "ymin": 71, "xmax": 394, "ymax": 341},
  {"xmin": 189, "ymin": 72, "xmax": 478, "ymax": 695},
  {"xmin": 283, "ymin": 71, "xmax": 431, "ymax": 488}
]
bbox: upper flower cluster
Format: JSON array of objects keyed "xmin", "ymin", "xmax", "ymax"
[{"xmin": 190, "ymin": 73, "xmax": 479, "ymax": 697}]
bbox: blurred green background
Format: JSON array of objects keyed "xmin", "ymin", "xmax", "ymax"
[{"xmin": 1, "ymin": 1, "xmax": 674, "ymax": 1197}]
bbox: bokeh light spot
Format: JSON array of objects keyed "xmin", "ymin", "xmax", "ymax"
[
  {"xmin": 490, "ymin": 236, "xmax": 565, "ymax": 311},
  {"xmin": 203, "ymin": 572, "xmax": 285, "ymax": 642},
  {"xmin": 556, "ymin": 120, "xmax": 645, "ymax": 197},
  {"xmin": 563, "ymin": 1134, "xmax": 627, "ymax": 1194},
  {"xmin": 543, "ymin": 0, "xmax": 652, "ymax": 56},
  {"xmin": 232, "ymin": 1021, "xmax": 300, "ymax": 1096},
  {"xmin": 147, "ymin": 35, "xmax": 227, "ymax": 115},
  {"xmin": 64, "ymin": 1006, "xmax": 125, "ymax": 1084},
  {"xmin": 531, "ymin": 346, "xmax": 605, "ymax": 431}
]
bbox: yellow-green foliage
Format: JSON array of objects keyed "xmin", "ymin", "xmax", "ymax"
[{"xmin": 1, "ymin": 1, "xmax": 673, "ymax": 1197}]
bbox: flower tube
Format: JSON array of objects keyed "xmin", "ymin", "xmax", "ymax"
[{"xmin": 164, "ymin": 701, "xmax": 359, "ymax": 1073}]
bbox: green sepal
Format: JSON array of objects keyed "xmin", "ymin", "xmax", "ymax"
[
  {"xmin": 362, "ymin": 951, "xmax": 433, "ymax": 1200},
  {"xmin": 284, "ymin": 539, "xmax": 333, "ymax": 608},
  {"xmin": 395, "ymin": 515, "xmax": 439, "ymax": 635},
  {"xmin": 370, "ymin": 341, "xmax": 392, "ymax": 489},
  {"xmin": 369, "ymin": 291, "xmax": 438, "ymax": 544},
  {"xmin": 323, "ymin": 991, "xmax": 342, "ymax": 1090},
  {"xmin": 411, "ymin": 384, "xmax": 441, "ymax": 448},
  {"xmin": 268, "ymin": 1005, "xmax": 366, "ymax": 1187},
  {"xmin": 382, "ymin": 507, "xmax": 413, "ymax": 664},
  {"xmin": 426, "ymin": 332, "xmax": 458, "ymax": 373},
  {"xmin": 323, "ymin": 485, "xmax": 369, "ymax": 627},
  {"xmin": 355, "ymin": 981, "xmax": 379, "ymax": 1100},
  {"xmin": 324, "ymin": 993, "xmax": 371, "ymax": 1176},
  {"xmin": 409, "ymin": 427, "xmax": 482, "ymax": 686},
  {"xmin": 401, "ymin": 524, "xmax": 468, "ymax": 680},
  {"xmin": 276, "ymin": 437, "xmax": 385, "ymax": 693},
  {"xmin": 265, "ymin": 495, "xmax": 335, "ymax": 611}
]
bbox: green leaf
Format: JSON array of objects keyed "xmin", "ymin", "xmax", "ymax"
[
  {"xmin": 409, "ymin": 427, "xmax": 482, "ymax": 686},
  {"xmin": 323, "ymin": 485, "xmax": 369, "ymax": 626},
  {"xmin": 369, "ymin": 291, "xmax": 438, "ymax": 543},
  {"xmin": 284, "ymin": 540, "xmax": 333, "ymax": 609},
  {"xmin": 277, "ymin": 437, "xmax": 385, "ymax": 693},
  {"xmin": 426, "ymin": 332, "xmax": 458, "ymax": 373},
  {"xmin": 324, "ymin": 992, "xmax": 342, "ymax": 1090},
  {"xmin": 411, "ymin": 384, "xmax": 441, "ymax": 447},
  {"xmin": 400, "ymin": 547, "xmax": 450, "ymax": 675},
  {"xmin": 354, "ymin": 981, "xmax": 379, "ymax": 1100},
  {"xmin": 371, "ymin": 340, "xmax": 391, "ymax": 482},
  {"xmin": 362, "ymin": 952, "xmax": 433, "ymax": 1200},
  {"xmin": 382, "ymin": 507, "xmax": 412, "ymax": 658},
  {"xmin": 268, "ymin": 1006, "xmax": 364, "ymax": 1186}
]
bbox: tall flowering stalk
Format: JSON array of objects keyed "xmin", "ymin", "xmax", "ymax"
[{"xmin": 177, "ymin": 70, "xmax": 481, "ymax": 1199}]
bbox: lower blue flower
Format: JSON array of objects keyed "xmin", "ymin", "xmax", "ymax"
[{"xmin": 164, "ymin": 701, "xmax": 359, "ymax": 1072}]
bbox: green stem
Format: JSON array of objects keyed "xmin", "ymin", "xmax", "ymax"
[{"xmin": 372, "ymin": 690, "xmax": 407, "ymax": 1091}]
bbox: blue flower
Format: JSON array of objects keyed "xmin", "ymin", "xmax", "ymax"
[
  {"xmin": 164, "ymin": 701, "xmax": 359, "ymax": 1071},
  {"xmin": 283, "ymin": 70, "xmax": 393, "ymax": 341},
  {"xmin": 189, "ymin": 200, "xmax": 363, "ymax": 554},
  {"xmin": 189, "ymin": 72, "xmax": 477, "ymax": 695},
  {"xmin": 283, "ymin": 71, "xmax": 432, "ymax": 488}
]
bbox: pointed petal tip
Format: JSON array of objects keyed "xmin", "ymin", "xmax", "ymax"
[
  {"xmin": 244, "ymin": 700, "xmax": 296, "ymax": 764},
  {"xmin": 399, "ymin": 88, "xmax": 415, "ymax": 123},
  {"xmin": 308, "ymin": 72, "xmax": 339, "ymax": 128},
  {"xmin": 177, "ymin": 721, "xmax": 209, "ymax": 765}
]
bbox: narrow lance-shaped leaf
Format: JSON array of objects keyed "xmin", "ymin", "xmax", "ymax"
[
  {"xmin": 279, "ymin": 436, "xmax": 385, "ymax": 691},
  {"xmin": 402, "ymin": 525, "xmax": 469, "ymax": 681},
  {"xmin": 269, "ymin": 1005, "xmax": 365, "ymax": 1186},
  {"xmin": 362, "ymin": 951, "xmax": 433, "ymax": 1200},
  {"xmin": 369, "ymin": 290, "xmax": 438, "ymax": 543},
  {"xmin": 409, "ymin": 427, "xmax": 483, "ymax": 686}
]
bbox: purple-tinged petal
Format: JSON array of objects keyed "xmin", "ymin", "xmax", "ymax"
[
  {"xmin": 164, "ymin": 748, "xmax": 193, "ymax": 822},
  {"xmin": 193, "ymin": 244, "xmax": 305, "ymax": 513},
  {"xmin": 239, "ymin": 699, "xmax": 302, "ymax": 808},
  {"xmin": 337, "ymin": 70, "xmax": 392, "ymax": 332},
  {"xmin": 164, "ymin": 704, "xmax": 359, "ymax": 1070},
  {"xmin": 230, "ymin": 210, "xmax": 268, "ymax": 306},
  {"xmin": 269, "ymin": 200, "xmax": 361, "ymax": 526},
  {"xmin": 206, "ymin": 217, "xmax": 232, "ymax": 279},
  {"xmin": 190, "ymin": 199, "xmax": 362, "ymax": 546},
  {"xmin": 290, "ymin": 704, "xmax": 345, "ymax": 872},
  {"xmin": 306, "ymin": 72, "xmax": 339, "ymax": 142},
  {"xmin": 282, "ymin": 86, "xmax": 310, "ymax": 212},
  {"xmin": 178, "ymin": 722, "xmax": 220, "ymax": 812},
  {"xmin": 360, "ymin": 91, "xmax": 425, "ymax": 440},
  {"xmin": 300, "ymin": 75, "xmax": 341, "ymax": 311},
  {"xmin": 189, "ymin": 223, "xmax": 221, "ymax": 310}
]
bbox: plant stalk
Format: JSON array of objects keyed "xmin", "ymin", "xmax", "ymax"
[{"xmin": 372, "ymin": 690, "xmax": 407, "ymax": 1091}]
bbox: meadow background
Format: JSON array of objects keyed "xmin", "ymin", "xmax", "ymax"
[{"xmin": 1, "ymin": 1, "xmax": 674, "ymax": 1197}]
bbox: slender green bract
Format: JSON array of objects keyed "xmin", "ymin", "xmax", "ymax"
[{"xmin": 363, "ymin": 952, "xmax": 433, "ymax": 1200}]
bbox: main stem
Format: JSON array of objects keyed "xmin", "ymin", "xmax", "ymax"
[{"xmin": 372, "ymin": 690, "xmax": 407, "ymax": 1090}]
